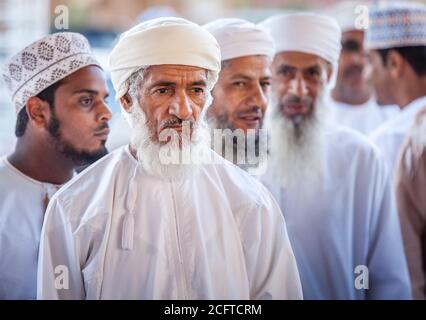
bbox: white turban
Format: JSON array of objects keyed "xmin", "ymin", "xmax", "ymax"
[
  {"xmin": 324, "ymin": 1, "xmax": 370, "ymax": 33},
  {"xmin": 259, "ymin": 13, "xmax": 342, "ymax": 66},
  {"xmin": 109, "ymin": 17, "xmax": 221, "ymax": 98},
  {"xmin": 203, "ymin": 18, "xmax": 274, "ymax": 61}
]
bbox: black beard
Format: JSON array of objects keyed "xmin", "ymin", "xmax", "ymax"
[
  {"xmin": 47, "ymin": 110, "xmax": 108, "ymax": 169},
  {"xmin": 212, "ymin": 112, "xmax": 262, "ymax": 168}
]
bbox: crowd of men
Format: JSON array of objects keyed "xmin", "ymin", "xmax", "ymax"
[{"xmin": 1, "ymin": 1, "xmax": 426, "ymax": 300}]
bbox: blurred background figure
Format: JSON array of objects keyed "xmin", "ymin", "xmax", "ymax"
[{"xmin": 325, "ymin": 1, "xmax": 398, "ymax": 135}]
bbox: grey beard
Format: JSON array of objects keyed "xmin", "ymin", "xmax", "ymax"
[{"xmin": 266, "ymin": 91, "xmax": 329, "ymax": 190}]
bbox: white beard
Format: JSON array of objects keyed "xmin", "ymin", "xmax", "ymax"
[
  {"xmin": 124, "ymin": 99, "xmax": 212, "ymax": 180},
  {"xmin": 267, "ymin": 89, "xmax": 329, "ymax": 191}
]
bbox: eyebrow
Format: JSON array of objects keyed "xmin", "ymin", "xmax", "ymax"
[
  {"xmin": 72, "ymin": 89, "xmax": 109, "ymax": 98},
  {"xmin": 277, "ymin": 64, "xmax": 321, "ymax": 72},
  {"xmin": 150, "ymin": 80, "xmax": 207, "ymax": 88}
]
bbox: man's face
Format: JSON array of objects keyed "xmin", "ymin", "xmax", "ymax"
[
  {"xmin": 271, "ymin": 51, "xmax": 330, "ymax": 122},
  {"xmin": 335, "ymin": 30, "xmax": 372, "ymax": 102},
  {"xmin": 48, "ymin": 65, "xmax": 112, "ymax": 164},
  {"xmin": 368, "ymin": 50, "xmax": 395, "ymax": 106},
  {"xmin": 136, "ymin": 65, "xmax": 208, "ymax": 144},
  {"xmin": 209, "ymin": 55, "xmax": 271, "ymax": 133}
]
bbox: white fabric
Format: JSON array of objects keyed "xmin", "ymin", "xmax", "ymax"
[
  {"xmin": 261, "ymin": 125, "xmax": 412, "ymax": 299},
  {"xmin": 203, "ymin": 18, "xmax": 274, "ymax": 61},
  {"xmin": 1, "ymin": 32, "xmax": 100, "ymax": 114},
  {"xmin": 0, "ymin": 157, "xmax": 61, "ymax": 299},
  {"xmin": 329, "ymin": 97, "xmax": 399, "ymax": 135},
  {"xmin": 259, "ymin": 13, "xmax": 342, "ymax": 65},
  {"xmin": 37, "ymin": 146, "xmax": 302, "ymax": 299},
  {"xmin": 324, "ymin": 1, "xmax": 370, "ymax": 33},
  {"xmin": 370, "ymin": 96, "xmax": 426, "ymax": 174},
  {"xmin": 109, "ymin": 17, "xmax": 221, "ymax": 98}
]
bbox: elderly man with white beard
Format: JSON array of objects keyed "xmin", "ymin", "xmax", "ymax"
[
  {"xmin": 36, "ymin": 17, "xmax": 302, "ymax": 300},
  {"xmin": 260, "ymin": 13, "xmax": 411, "ymax": 299}
]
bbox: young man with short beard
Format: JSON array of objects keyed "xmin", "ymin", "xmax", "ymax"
[
  {"xmin": 203, "ymin": 18, "xmax": 273, "ymax": 173},
  {"xmin": 37, "ymin": 18, "xmax": 302, "ymax": 300},
  {"xmin": 0, "ymin": 32, "xmax": 111, "ymax": 299},
  {"xmin": 260, "ymin": 13, "xmax": 411, "ymax": 299}
]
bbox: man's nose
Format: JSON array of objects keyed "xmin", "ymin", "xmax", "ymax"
[
  {"xmin": 169, "ymin": 92, "xmax": 193, "ymax": 121},
  {"xmin": 288, "ymin": 73, "xmax": 308, "ymax": 96}
]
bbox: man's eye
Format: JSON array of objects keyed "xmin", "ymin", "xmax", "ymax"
[
  {"xmin": 233, "ymin": 81, "xmax": 245, "ymax": 87},
  {"xmin": 342, "ymin": 40, "xmax": 361, "ymax": 52},
  {"xmin": 156, "ymin": 88, "xmax": 170, "ymax": 94},
  {"xmin": 80, "ymin": 97, "xmax": 93, "ymax": 106},
  {"xmin": 307, "ymin": 69, "xmax": 320, "ymax": 77},
  {"xmin": 261, "ymin": 81, "xmax": 271, "ymax": 88},
  {"xmin": 278, "ymin": 68, "xmax": 292, "ymax": 76},
  {"xmin": 192, "ymin": 87, "xmax": 204, "ymax": 94}
]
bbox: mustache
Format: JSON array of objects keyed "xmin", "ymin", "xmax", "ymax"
[
  {"xmin": 281, "ymin": 95, "xmax": 313, "ymax": 107},
  {"xmin": 235, "ymin": 106, "xmax": 264, "ymax": 117},
  {"xmin": 343, "ymin": 65, "xmax": 364, "ymax": 78},
  {"xmin": 94, "ymin": 122, "xmax": 109, "ymax": 132},
  {"xmin": 159, "ymin": 117, "xmax": 196, "ymax": 131}
]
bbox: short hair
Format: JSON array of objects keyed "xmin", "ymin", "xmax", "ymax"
[
  {"xmin": 377, "ymin": 46, "xmax": 426, "ymax": 77},
  {"xmin": 15, "ymin": 80, "xmax": 63, "ymax": 137}
]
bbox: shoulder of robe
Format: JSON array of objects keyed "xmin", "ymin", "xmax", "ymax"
[
  {"xmin": 205, "ymin": 149, "xmax": 273, "ymax": 210},
  {"xmin": 47, "ymin": 147, "xmax": 130, "ymax": 218}
]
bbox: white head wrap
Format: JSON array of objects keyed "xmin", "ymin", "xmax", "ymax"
[
  {"xmin": 1, "ymin": 32, "xmax": 100, "ymax": 114},
  {"xmin": 203, "ymin": 18, "xmax": 274, "ymax": 61},
  {"xmin": 324, "ymin": 1, "xmax": 370, "ymax": 33},
  {"xmin": 259, "ymin": 13, "xmax": 342, "ymax": 66},
  {"xmin": 109, "ymin": 17, "xmax": 221, "ymax": 98}
]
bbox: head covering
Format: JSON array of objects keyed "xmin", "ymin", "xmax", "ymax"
[
  {"xmin": 260, "ymin": 13, "xmax": 342, "ymax": 65},
  {"xmin": 203, "ymin": 18, "xmax": 274, "ymax": 61},
  {"xmin": 365, "ymin": 1, "xmax": 426, "ymax": 50},
  {"xmin": 1, "ymin": 32, "xmax": 100, "ymax": 114},
  {"xmin": 109, "ymin": 17, "xmax": 221, "ymax": 98},
  {"xmin": 325, "ymin": 1, "xmax": 370, "ymax": 33}
]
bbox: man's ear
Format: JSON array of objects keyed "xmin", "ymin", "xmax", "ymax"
[
  {"xmin": 326, "ymin": 63, "xmax": 333, "ymax": 82},
  {"xmin": 26, "ymin": 97, "xmax": 50, "ymax": 128},
  {"xmin": 388, "ymin": 50, "xmax": 405, "ymax": 79},
  {"xmin": 119, "ymin": 94, "xmax": 133, "ymax": 113}
]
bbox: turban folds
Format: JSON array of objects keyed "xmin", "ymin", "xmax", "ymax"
[
  {"xmin": 260, "ymin": 13, "xmax": 342, "ymax": 66},
  {"xmin": 203, "ymin": 18, "xmax": 274, "ymax": 61},
  {"xmin": 109, "ymin": 17, "xmax": 221, "ymax": 98}
]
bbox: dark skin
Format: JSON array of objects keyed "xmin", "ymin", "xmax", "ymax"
[
  {"xmin": 208, "ymin": 55, "xmax": 271, "ymax": 133},
  {"xmin": 271, "ymin": 51, "xmax": 332, "ymax": 120},
  {"xmin": 120, "ymin": 64, "xmax": 208, "ymax": 149},
  {"xmin": 369, "ymin": 49, "xmax": 426, "ymax": 108},
  {"xmin": 8, "ymin": 66, "xmax": 112, "ymax": 185},
  {"xmin": 332, "ymin": 30, "xmax": 373, "ymax": 105}
]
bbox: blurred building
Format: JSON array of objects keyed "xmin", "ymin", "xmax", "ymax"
[{"xmin": 0, "ymin": 0, "xmax": 50, "ymax": 156}]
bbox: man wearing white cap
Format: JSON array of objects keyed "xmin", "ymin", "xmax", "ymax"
[
  {"xmin": 260, "ymin": 12, "xmax": 411, "ymax": 299},
  {"xmin": 326, "ymin": 1, "xmax": 398, "ymax": 135},
  {"xmin": 203, "ymin": 18, "xmax": 273, "ymax": 173},
  {"xmin": 368, "ymin": 2, "xmax": 426, "ymax": 174},
  {"xmin": 37, "ymin": 17, "xmax": 302, "ymax": 300},
  {"xmin": 366, "ymin": 2, "xmax": 426, "ymax": 300},
  {"xmin": 0, "ymin": 32, "xmax": 111, "ymax": 299}
]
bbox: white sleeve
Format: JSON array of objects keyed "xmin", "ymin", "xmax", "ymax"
[
  {"xmin": 238, "ymin": 188, "xmax": 303, "ymax": 300},
  {"xmin": 37, "ymin": 197, "xmax": 86, "ymax": 300}
]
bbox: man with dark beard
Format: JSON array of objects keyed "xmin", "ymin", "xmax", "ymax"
[
  {"xmin": 260, "ymin": 13, "xmax": 411, "ymax": 299},
  {"xmin": 37, "ymin": 18, "xmax": 302, "ymax": 300},
  {"xmin": 203, "ymin": 18, "xmax": 273, "ymax": 174},
  {"xmin": 0, "ymin": 32, "xmax": 111, "ymax": 299}
]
